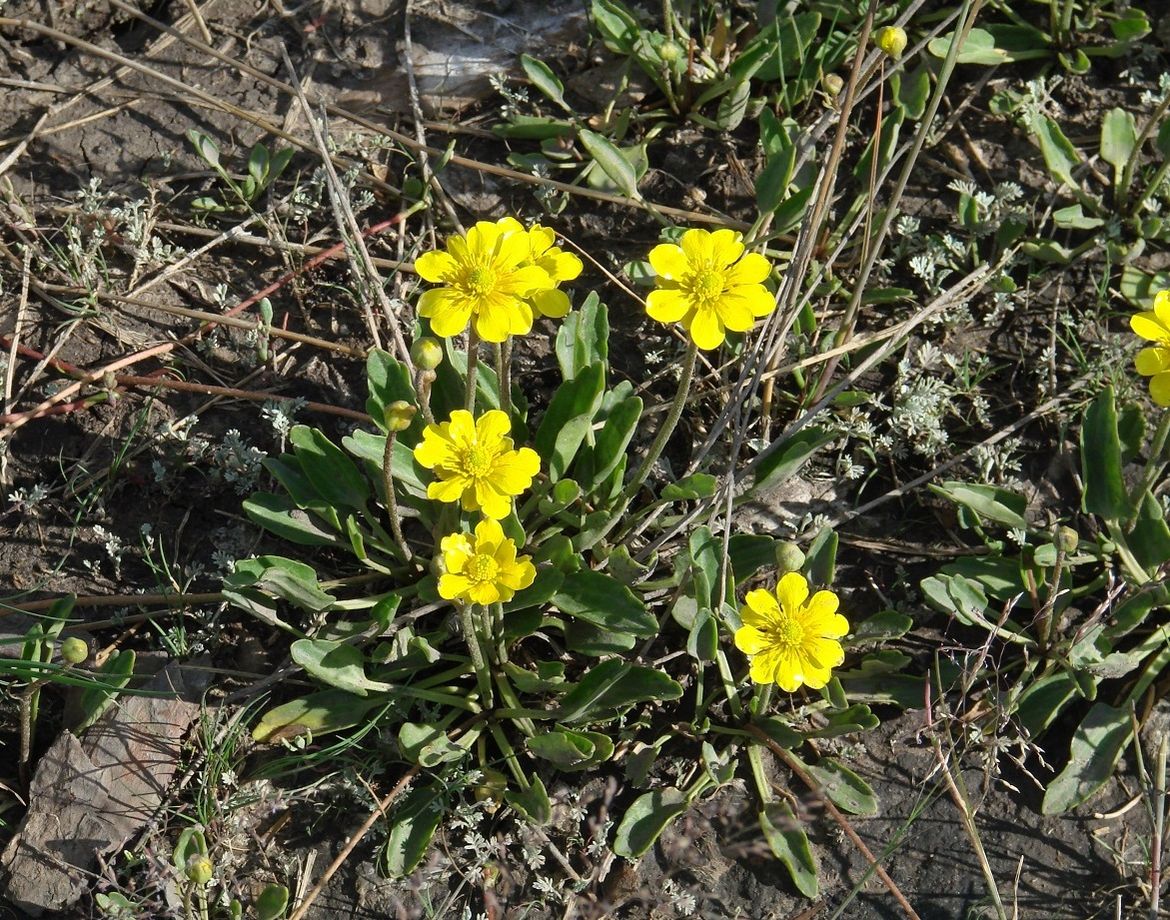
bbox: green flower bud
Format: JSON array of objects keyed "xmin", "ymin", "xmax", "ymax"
[
  {"xmin": 1058, "ymin": 526, "xmax": 1079, "ymax": 554},
  {"xmin": 185, "ymin": 854, "xmax": 213, "ymax": 886},
  {"xmin": 60, "ymin": 637, "xmax": 88, "ymax": 665},
  {"xmin": 876, "ymin": 26, "xmax": 908, "ymax": 60},
  {"xmin": 822, "ymin": 73, "xmax": 844, "ymax": 97},
  {"xmin": 383, "ymin": 400, "xmax": 416, "ymax": 432},
  {"xmin": 774, "ymin": 541, "xmax": 806, "ymax": 574},
  {"xmin": 659, "ymin": 40, "xmax": 683, "ymax": 64},
  {"xmin": 410, "ymin": 337, "xmax": 444, "ymax": 371}
]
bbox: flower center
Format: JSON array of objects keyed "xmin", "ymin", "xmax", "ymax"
[
  {"xmin": 467, "ymin": 553, "xmax": 499, "ymax": 584},
  {"xmin": 465, "ymin": 266, "xmax": 497, "ymax": 297},
  {"xmin": 688, "ymin": 268, "xmax": 725, "ymax": 306},
  {"xmin": 461, "ymin": 444, "xmax": 494, "ymax": 477},
  {"xmin": 770, "ymin": 614, "xmax": 804, "ymax": 652}
]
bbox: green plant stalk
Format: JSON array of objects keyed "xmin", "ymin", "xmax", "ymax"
[
  {"xmin": 491, "ymin": 601, "xmax": 508, "ymax": 665},
  {"xmin": 496, "ymin": 340, "xmax": 513, "ymax": 425},
  {"xmin": 415, "ymin": 368, "xmax": 437, "ymax": 425},
  {"xmin": 460, "ymin": 604, "xmax": 493, "ymax": 708},
  {"xmin": 1131, "ymin": 156, "xmax": 1170, "ymax": 219},
  {"xmin": 493, "ymin": 672, "xmax": 535, "ymax": 736},
  {"xmin": 747, "ymin": 741, "xmax": 774, "ymax": 803},
  {"xmin": 464, "ymin": 328, "xmax": 479, "ymax": 413},
  {"xmin": 1150, "ymin": 731, "xmax": 1167, "ymax": 920},
  {"xmin": 751, "ymin": 683, "xmax": 774, "ymax": 717},
  {"xmin": 488, "ymin": 721, "xmax": 531, "ymax": 789},
  {"xmin": 715, "ymin": 648, "xmax": 744, "ymax": 719},
  {"xmin": 381, "ymin": 430, "xmax": 412, "ymax": 562}
]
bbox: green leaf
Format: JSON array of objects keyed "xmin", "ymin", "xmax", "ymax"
[
  {"xmin": 527, "ymin": 729, "xmax": 614, "ymax": 770},
  {"xmin": 804, "ymin": 527, "xmax": 837, "ymax": 587},
  {"xmin": 557, "ymin": 658, "xmax": 682, "ymax": 722},
  {"xmin": 365, "ymin": 349, "xmax": 418, "ymax": 438},
  {"xmin": 535, "ymin": 363, "xmax": 604, "ymax": 479},
  {"xmin": 895, "ymin": 64, "xmax": 931, "ymax": 120},
  {"xmin": 754, "ymin": 716, "xmax": 802, "ymax": 749},
  {"xmin": 1081, "ymin": 387, "xmax": 1128, "ymax": 521},
  {"xmin": 75, "ymin": 650, "xmax": 135, "ymax": 733},
  {"xmin": 382, "ymin": 782, "xmax": 446, "ymax": 877},
  {"xmin": 563, "ymin": 619, "xmax": 636, "ymax": 655},
  {"xmin": 520, "ymin": 54, "xmax": 571, "ymax": 112},
  {"xmin": 742, "ymin": 12, "xmax": 821, "ymax": 82},
  {"xmin": 1052, "ymin": 204, "xmax": 1104, "ymax": 230},
  {"xmin": 931, "ymin": 481, "xmax": 1028, "ymax": 529},
  {"xmin": 578, "ymin": 129, "xmax": 640, "ymax": 199},
  {"xmin": 1100, "ymin": 108, "xmax": 1137, "ymax": 180},
  {"xmin": 613, "ymin": 788, "xmax": 689, "ymax": 858},
  {"xmin": 715, "ymin": 79, "xmax": 752, "ymax": 132},
  {"xmin": 688, "ymin": 526, "xmax": 721, "ymax": 610},
  {"xmin": 1030, "ymin": 115, "xmax": 1083, "ymax": 192},
  {"xmin": 728, "ymin": 534, "xmax": 776, "ymax": 584},
  {"xmin": 927, "ymin": 27, "xmax": 1009, "ymax": 65},
  {"xmin": 505, "ymin": 774, "xmax": 552, "ymax": 824},
  {"xmin": 398, "ymin": 722, "xmax": 473, "ymax": 766},
  {"xmin": 290, "ymin": 426, "xmax": 370, "ymax": 511},
  {"xmin": 805, "ymin": 758, "xmax": 878, "ymax": 815},
  {"xmin": 750, "ymin": 427, "xmax": 836, "ymax": 495},
  {"xmin": 1042, "ymin": 703, "xmax": 1133, "ymax": 814},
  {"xmin": 756, "ymin": 149, "xmax": 797, "ymax": 214},
  {"xmin": 1127, "ymin": 491, "xmax": 1170, "ymax": 570},
  {"xmin": 504, "ymin": 567, "xmax": 565, "ymax": 614},
  {"xmin": 252, "ymin": 689, "xmax": 384, "ymax": 741},
  {"xmin": 290, "ymin": 639, "xmax": 392, "ymax": 696},
  {"xmin": 759, "ymin": 803, "xmax": 818, "ymax": 897},
  {"xmin": 553, "ymin": 570, "xmax": 657, "ymax": 636},
  {"xmin": 848, "ymin": 610, "xmax": 913, "ymax": 643},
  {"xmin": 227, "ymin": 556, "xmax": 336, "ymax": 613},
  {"xmin": 584, "ymin": 396, "xmax": 641, "ymax": 491},
  {"xmin": 188, "ymin": 129, "xmax": 221, "ymax": 168},
  {"xmin": 589, "ymin": 0, "xmax": 639, "ymax": 54},
  {"xmin": 662, "ymin": 473, "xmax": 717, "ymax": 501},
  {"xmin": 255, "ymin": 885, "xmax": 289, "ymax": 920},
  {"xmin": 556, "ymin": 293, "xmax": 608, "ymax": 380},
  {"xmin": 243, "ymin": 493, "xmax": 340, "ymax": 546},
  {"xmin": 1015, "ymin": 671, "xmax": 1082, "ymax": 739}
]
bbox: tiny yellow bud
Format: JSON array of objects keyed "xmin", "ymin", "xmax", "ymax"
[
  {"xmin": 822, "ymin": 73, "xmax": 844, "ymax": 97},
  {"xmin": 876, "ymin": 26, "xmax": 908, "ymax": 59},
  {"xmin": 383, "ymin": 400, "xmax": 416, "ymax": 432},
  {"xmin": 659, "ymin": 40, "xmax": 683, "ymax": 64},
  {"xmin": 185, "ymin": 855, "xmax": 214, "ymax": 885},
  {"xmin": 60, "ymin": 637, "xmax": 88, "ymax": 665},
  {"xmin": 1058, "ymin": 526, "xmax": 1079, "ymax": 554},
  {"xmin": 410, "ymin": 337, "xmax": 444, "ymax": 370},
  {"xmin": 774, "ymin": 542, "xmax": 806, "ymax": 574}
]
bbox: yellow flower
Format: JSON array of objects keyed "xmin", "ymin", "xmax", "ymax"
[
  {"xmin": 734, "ymin": 572, "xmax": 849, "ymax": 691},
  {"xmin": 646, "ymin": 228, "xmax": 775, "ymax": 350},
  {"xmin": 414, "ymin": 219, "xmax": 555, "ymax": 342},
  {"xmin": 876, "ymin": 25, "xmax": 908, "ymax": 59},
  {"xmin": 438, "ymin": 518, "xmax": 536, "ymax": 605},
  {"xmin": 500, "ymin": 217, "xmax": 583, "ymax": 319},
  {"xmin": 413, "ymin": 409, "xmax": 541, "ymax": 519},
  {"xmin": 1131, "ymin": 290, "xmax": 1170, "ymax": 406}
]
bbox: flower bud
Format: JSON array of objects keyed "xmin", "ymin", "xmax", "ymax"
[
  {"xmin": 383, "ymin": 400, "xmax": 416, "ymax": 433},
  {"xmin": 774, "ymin": 541, "xmax": 806, "ymax": 574},
  {"xmin": 822, "ymin": 73, "xmax": 844, "ymax": 97},
  {"xmin": 659, "ymin": 40, "xmax": 683, "ymax": 64},
  {"xmin": 1058, "ymin": 526, "xmax": 1079, "ymax": 554},
  {"xmin": 60, "ymin": 637, "xmax": 89, "ymax": 665},
  {"xmin": 876, "ymin": 26, "xmax": 908, "ymax": 60},
  {"xmin": 185, "ymin": 854, "xmax": 213, "ymax": 885},
  {"xmin": 411, "ymin": 337, "xmax": 444, "ymax": 371}
]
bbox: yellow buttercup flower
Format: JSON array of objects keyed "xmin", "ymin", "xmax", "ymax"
[
  {"xmin": 438, "ymin": 518, "xmax": 536, "ymax": 605},
  {"xmin": 500, "ymin": 217, "xmax": 583, "ymax": 319},
  {"xmin": 1131, "ymin": 289, "xmax": 1170, "ymax": 406},
  {"xmin": 414, "ymin": 219, "xmax": 555, "ymax": 342},
  {"xmin": 646, "ymin": 228, "xmax": 775, "ymax": 350},
  {"xmin": 413, "ymin": 409, "xmax": 540, "ymax": 520},
  {"xmin": 734, "ymin": 572, "xmax": 848, "ymax": 691}
]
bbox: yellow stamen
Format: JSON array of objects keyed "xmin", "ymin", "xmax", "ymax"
[{"xmin": 467, "ymin": 553, "xmax": 499, "ymax": 584}]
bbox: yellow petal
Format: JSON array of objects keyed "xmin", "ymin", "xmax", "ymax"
[
  {"xmin": 749, "ymin": 646, "xmax": 783, "ymax": 685},
  {"xmin": 689, "ymin": 307, "xmax": 726, "ymax": 350},
  {"xmin": 1156, "ymin": 290, "xmax": 1170, "ymax": 326},
  {"xmin": 475, "ymin": 482, "xmax": 512, "ymax": 520},
  {"xmin": 1136, "ymin": 346, "xmax": 1170, "ymax": 376},
  {"xmin": 648, "ymin": 243, "xmax": 689, "ymax": 280},
  {"xmin": 743, "ymin": 588, "xmax": 780, "ymax": 622},
  {"xmin": 428, "ymin": 477, "xmax": 467, "ymax": 505},
  {"xmin": 707, "ymin": 229, "xmax": 745, "ymax": 269},
  {"xmin": 414, "ymin": 250, "xmax": 458, "ymax": 282},
  {"xmin": 438, "ymin": 573, "xmax": 472, "ymax": 601},
  {"xmin": 503, "ymin": 264, "xmax": 555, "ymax": 296},
  {"xmin": 417, "ymin": 287, "xmax": 455, "ymax": 319},
  {"xmin": 427, "ymin": 294, "xmax": 473, "ymax": 337},
  {"xmin": 680, "ymin": 228, "xmax": 713, "ymax": 265},
  {"xmin": 776, "ymin": 572, "xmax": 810, "ymax": 614},
  {"xmin": 714, "ymin": 294, "xmax": 755, "ymax": 332},
  {"xmin": 804, "ymin": 636, "xmax": 845, "ymax": 670},
  {"xmin": 1131, "ymin": 312, "xmax": 1170, "ymax": 343},
  {"xmin": 475, "ymin": 410, "xmax": 512, "ymax": 446},
  {"xmin": 773, "ymin": 650, "xmax": 805, "ymax": 691},
  {"xmin": 1151, "ymin": 372, "xmax": 1170, "ymax": 407},
  {"xmin": 467, "ymin": 221, "xmax": 503, "ymax": 259},
  {"xmin": 500, "ymin": 558, "xmax": 537, "ymax": 592},
  {"xmin": 490, "ymin": 447, "xmax": 541, "ymax": 494},
  {"xmin": 540, "ymin": 248, "xmax": 582, "ymax": 282},
  {"xmin": 734, "ymin": 624, "xmax": 768, "ymax": 655},
  {"xmin": 497, "ymin": 216, "xmax": 525, "ymax": 236},
  {"xmin": 527, "ymin": 225, "xmax": 555, "ymax": 258},
  {"xmin": 413, "ymin": 425, "xmax": 455, "ymax": 469},
  {"xmin": 474, "ymin": 517, "xmax": 506, "ymax": 548},
  {"xmin": 446, "ymin": 410, "xmax": 476, "ymax": 445},
  {"xmin": 440, "ymin": 533, "xmax": 473, "ymax": 570},
  {"xmin": 724, "ymin": 284, "xmax": 777, "ymax": 318},
  {"xmin": 646, "ymin": 288, "xmax": 692, "ymax": 323},
  {"xmin": 725, "ymin": 252, "xmax": 772, "ymax": 285},
  {"xmin": 531, "ymin": 288, "xmax": 571, "ymax": 319},
  {"xmin": 468, "ymin": 581, "xmax": 502, "ymax": 605},
  {"xmin": 475, "ymin": 300, "xmax": 521, "ymax": 343},
  {"xmin": 802, "ymin": 589, "xmax": 841, "ymax": 628}
]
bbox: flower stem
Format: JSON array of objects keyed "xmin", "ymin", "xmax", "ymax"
[
  {"xmin": 381, "ymin": 431, "xmax": 412, "ymax": 562},
  {"xmin": 496, "ymin": 339, "xmax": 513, "ymax": 424},
  {"xmin": 464, "ymin": 328, "xmax": 479, "ymax": 413},
  {"xmin": 1128, "ymin": 410, "xmax": 1170, "ymax": 524},
  {"xmin": 625, "ymin": 338, "xmax": 698, "ymax": 502},
  {"xmin": 751, "ymin": 683, "xmax": 773, "ymax": 717},
  {"xmin": 460, "ymin": 603, "xmax": 493, "ymax": 707},
  {"xmin": 415, "ymin": 368, "xmax": 436, "ymax": 425}
]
